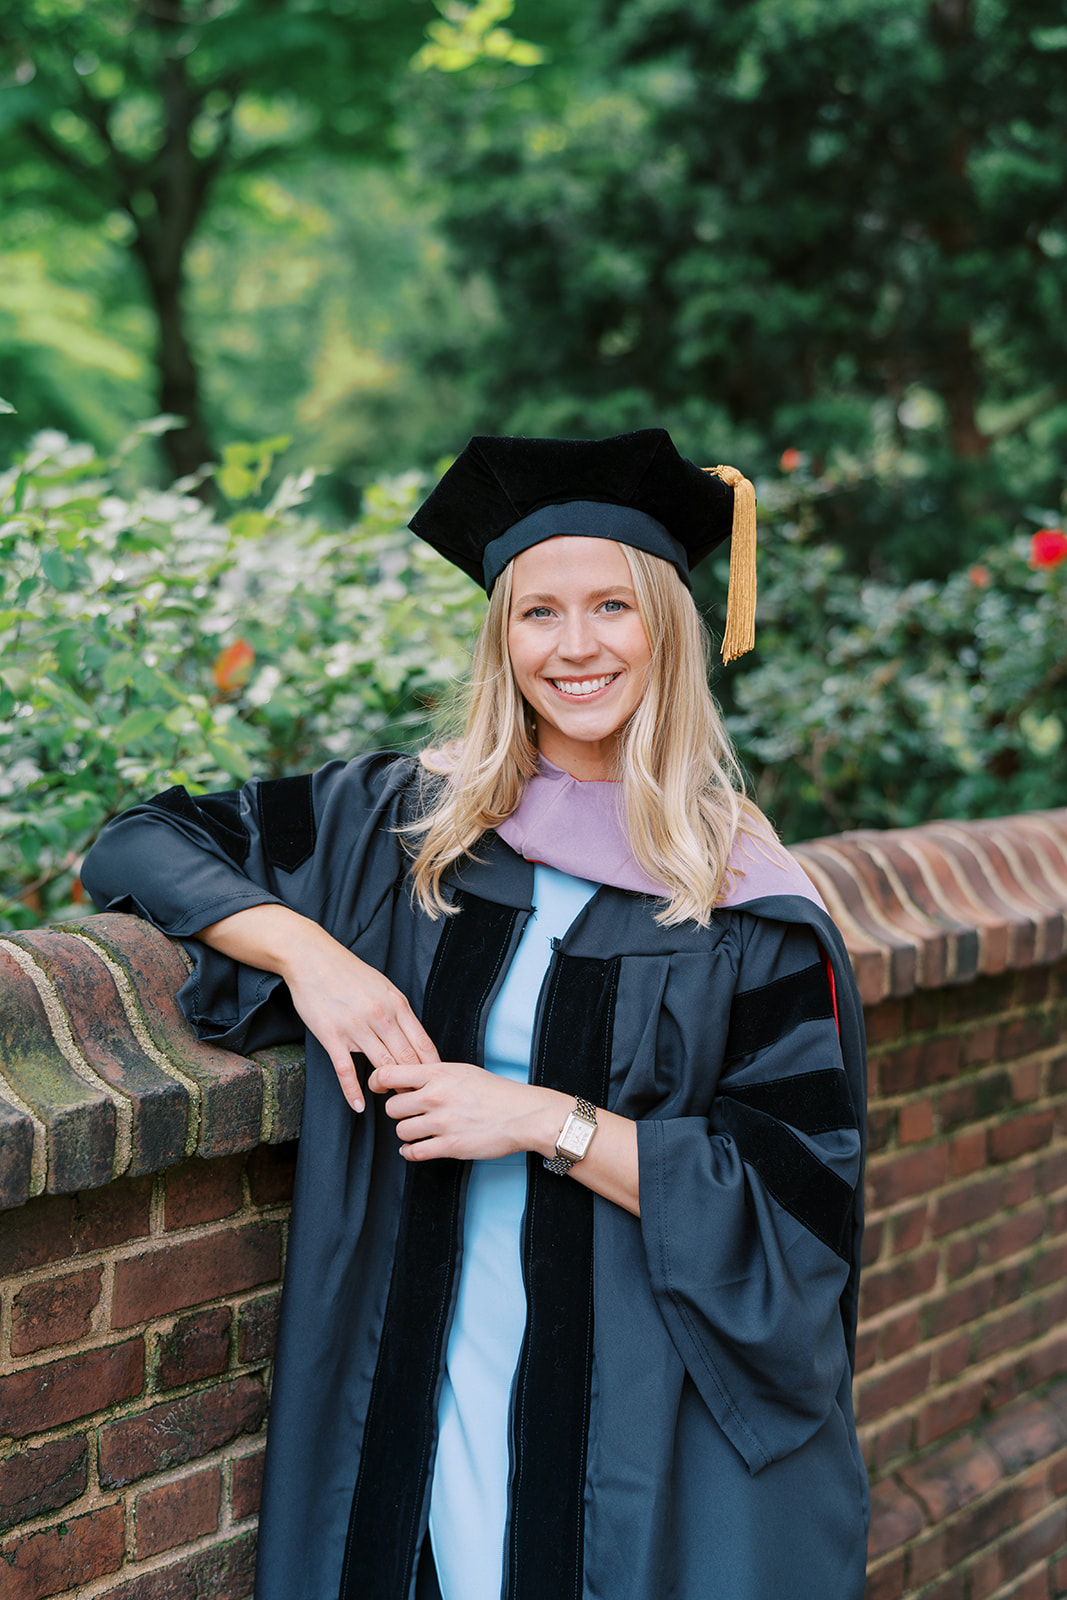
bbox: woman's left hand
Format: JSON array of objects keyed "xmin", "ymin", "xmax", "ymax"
[{"xmin": 367, "ymin": 1060, "xmax": 557, "ymax": 1163}]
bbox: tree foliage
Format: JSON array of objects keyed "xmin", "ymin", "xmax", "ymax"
[{"xmin": 411, "ymin": 0, "xmax": 1067, "ymax": 577}]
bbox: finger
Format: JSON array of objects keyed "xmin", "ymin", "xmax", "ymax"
[
  {"xmin": 327, "ymin": 1046, "xmax": 365, "ymax": 1112},
  {"xmin": 368, "ymin": 1063, "xmax": 429, "ymax": 1097}
]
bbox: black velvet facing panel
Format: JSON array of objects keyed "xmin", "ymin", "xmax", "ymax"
[
  {"xmin": 724, "ymin": 960, "xmax": 834, "ymax": 1062},
  {"xmin": 723, "ymin": 1068, "xmax": 859, "ymax": 1135},
  {"xmin": 508, "ymin": 952, "xmax": 620, "ymax": 1600},
  {"xmin": 338, "ymin": 891, "xmax": 524, "ymax": 1600},
  {"xmin": 256, "ymin": 773, "xmax": 316, "ymax": 873},
  {"xmin": 717, "ymin": 1097, "xmax": 856, "ymax": 1260},
  {"xmin": 148, "ymin": 784, "xmax": 250, "ymax": 866}
]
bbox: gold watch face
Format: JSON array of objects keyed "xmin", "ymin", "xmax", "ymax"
[{"xmin": 558, "ymin": 1112, "xmax": 597, "ymax": 1162}]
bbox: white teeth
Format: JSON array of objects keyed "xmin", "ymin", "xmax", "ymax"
[{"xmin": 552, "ymin": 674, "xmax": 617, "ymax": 697}]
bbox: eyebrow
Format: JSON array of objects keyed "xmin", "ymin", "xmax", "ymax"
[{"xmin": 511, "ymin": 585, "xmax": 638, "ymax": 609}]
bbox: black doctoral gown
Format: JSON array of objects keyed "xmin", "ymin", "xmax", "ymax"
[{"xmin": 83, "ymin": 753, "xmax": 870, "ymax": 1600}]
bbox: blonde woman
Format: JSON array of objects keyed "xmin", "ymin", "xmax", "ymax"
[{"xmin": 84, "ymin": 431, "xmax": 869, "ymax": 1600}]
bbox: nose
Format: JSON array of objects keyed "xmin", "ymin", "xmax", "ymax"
[{"xmin": 557, "ymin": 610, "xmax": 599, "ymax": 662}]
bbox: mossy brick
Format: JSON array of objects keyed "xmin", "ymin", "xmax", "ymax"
[
  {"xmin": 11, "ymin": 1263, "xmax": 104, "ymax": 1355},
  {"xmin": 69, "ymin": 915, "xmax": 264, "ymax": 1158},
  {"xmin": 156, "ymin": 1306, "xmax": 232, "ymax": 1389},
  {"xmin": 250, "ymin": 1044, "xmax": 305, "ymax": 1143},
  {"xmin": 230, "ymin": 1450, "xmax": 264, "ymax": 1520},
  {"xmin": 164, "ymin": 1153, "xmax": 245, "ymax": 1231},
  {"xmin": 98, "ymin": 1374, "xmax": 267, "ymax": 1486},
  {"xmin": 112, "ymin": 1220, "xmax": 281, "ymax": 1328},
  {"xmin": 94, "ymin": 1528, "xmax": 257, "ymax": 1600},
  {"xmin": 134, "ymin": 1466, "xmax": 221, "ymax": 1559},
  {"xmin": 0, "ymin": 1090, "xmax": 34, "ymax": 1211},
  {"xmin": 237, "ymin": 1291, "xmax": 281, "ymax": 1364},
  {"xmin": 0, "ymin": 1502, "xmax": 125, "ymax": 1600},
  {"xmin": 0, "ymin": 1176, "xmax": 156, "ymax": 1277},
  {"xmin": 12, "ymin": 928, "xmax": 191, "ymax": 1176},
  {"xmin": 899, "ymin": 1434, "xmax": 1003, "ymax": 1523},
  {"xmin": 0, "ymin": 1435, "xmax": 88, "ymax": 1534},
  {"xmin": 864, "ymin": 1551, "xmax": 907, "ymax": 1600},
  {"xmin": 0, "ymin": 1338, "xmax": 144, "ymax": 1439},
  {"xmin": 866, "ymin": 1478, "xmax": 926, "ymax": 1559},
  {"xmin": 0, "ymin": 944, "xmax": 118, "ymax": 1194}
]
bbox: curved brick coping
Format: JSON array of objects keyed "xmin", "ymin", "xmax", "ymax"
[
  {"xmin": 0, "ymin": 807, "xmax": 1064, "ymax": 1211},
  {"xmin": 0, "ymin": 915, "xmax": 303, "ymax": 1212},
  {"xmin": 793, "ymin": 808, "xmax": 1067, "ymax": 1007}
]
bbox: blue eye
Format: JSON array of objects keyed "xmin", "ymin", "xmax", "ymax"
[
  {"xmin": 601, "ymin": 599, "xmax": 627, "ymax": 613},
  {"xmin": 523, "ymin": 605, "xmax": 553, "ymax": 619}
]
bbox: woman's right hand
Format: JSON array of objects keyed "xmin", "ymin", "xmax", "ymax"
[{"xmin": 197, "ymin": 904, "xmax": 439, "ymax": 1111}]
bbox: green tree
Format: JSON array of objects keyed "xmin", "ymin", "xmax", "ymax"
[
  {"xmin": 0, "ymin": 0, "xmax": 543, "ymax": 481},
  {"xmin": 411, "ymin": 0, "xmax": 1067, "ymax": 576}
]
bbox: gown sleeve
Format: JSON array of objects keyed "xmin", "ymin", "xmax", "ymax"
[
  {"xmin": 81, "ymin": 754, "xmax": 417, "ymax": 1055},
  {"xmin": 635, "ymin": 913, "xmax": 864, "ymax": 1474}
]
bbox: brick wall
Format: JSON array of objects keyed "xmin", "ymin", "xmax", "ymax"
[{"xmin": 0, "ymin": 808, "xmax": 1065, "ymax": 1599}]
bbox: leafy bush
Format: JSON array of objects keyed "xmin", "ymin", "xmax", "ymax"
[
  {"xmin": 0, "ymin": 428, "xmax": 484, "ymax": 928},
  {"xmin": 725, "ymin": 460, "xmax": 1067, "ymax": 842}
]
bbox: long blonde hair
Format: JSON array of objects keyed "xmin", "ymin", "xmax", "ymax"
[{"xmin": 404, "ymin": 544, "xmax": 771, "ymax": 926}]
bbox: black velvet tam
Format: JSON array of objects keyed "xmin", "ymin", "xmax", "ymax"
[{"xmin": 409, "ymin": 430, "xmax": 735, "ymax": 593}]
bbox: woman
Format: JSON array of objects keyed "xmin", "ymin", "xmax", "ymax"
[{"xmin": 84, "ymin": 429, "xmax": 869, "ymax": 1600}]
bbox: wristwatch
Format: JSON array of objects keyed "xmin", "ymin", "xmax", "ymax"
[{"xmin": 544, "ymin": 1098, "xmax": 598, "ymax": 1175}]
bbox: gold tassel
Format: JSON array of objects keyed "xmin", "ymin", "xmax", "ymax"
[{"xmin": 705, "ymin": 464, "xmax": 757, "ymax": 663}]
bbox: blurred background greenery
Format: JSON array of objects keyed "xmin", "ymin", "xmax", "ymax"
[{"xmin": 2, "ymin": 0, "xmax": 1066, "ymax": 923}]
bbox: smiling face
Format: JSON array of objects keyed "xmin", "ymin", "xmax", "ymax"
[{"xmin": 506, "ymin": 535, "xmax": 653, "ymax": 781}]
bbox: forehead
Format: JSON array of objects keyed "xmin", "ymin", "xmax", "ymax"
[{"xmin": 509, "ymin": 536, "xmax": 634, "ymax": 595}]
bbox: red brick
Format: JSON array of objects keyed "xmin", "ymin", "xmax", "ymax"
[
  {"xmin": 898, "ymin": 1099, "xmax": 936, "ymax": 1144},
  {"xmin": 973, "ymin": 1301, "xmax": 1039, "ymax": 1362},
  {"xmin": 863, "ymin": 1218, "xmax": 886, "ymax": 1266},
  {"xmin": 0, "ymin": 1502, "xmax": 124, "ymax": 1600},
  {"xmin": 855, "ymin": 1325, "xmax": 878, "ymax": 1374},
  {"xmin": 933, "ymin": 1330, "xmax": 972, "ymax": 1383},
  {"xmin": 1016, "ymin": 968, "xmax": 1052, "ymax": 1007},
  {"xmin": 231, "ymin": 1451, "xmax": 264, "ymax": 1521},
  {"xmin": 1053, "ymin": 1550, "xmax": 1067, "ymax": 1596},
  {"xmin": 968, "ymin": 1549, "xmax": 1001, "ymax": 1600},
  {"xmin": 246, "ymin": 1140, "xmax": 298, "ymax": 1207},
  {"xmin": 0, "ymin": 1196, "xmax": 77, "ymax": 1276},
  {"xmin": 919, "ymin": 1572, "xmax": 966, "ymax": 1600},
  {"xmin": 869, "ymin": 1146, "xmax": 950, "ymax": 1209},
  {"xmin": 998, "ymin": 1015, "xmax": 1048, "ymax": 1061},
  {"xmin": 962, "ymin": 1024, "xmax": 998, "ymax": 1065},
  {"xmin": 237, "ymin": 1292, "xmax": 281, "ymax": 1364},
  {"xmin": 944, "ymin": 1480, "xmax": 1021, "ymax": 1564},
  {"xmin": 923, "ymin": 1275, "xmax": 995, "ymax": 1337},
  {"xmin": 1031, "ymin": 1239, "xmax": 1067, "ymax": 1289},
  {"xmin": 860, "ymin": 1250, "xmax": 939, "ymax": 1319},
  {"xmin": 915, "ymin": 1377, "xmax": 985, "ymax": 1447},
  {"xmin": 1022, "ymin": 1332, "xmax": 1067, "ymax": 1387},
  {"xmin": 991, "ymin": 1110, "xmax": 1056, "ymax": 1163},
  {"xmin": 856, "ymin": 1352, "xmax": 933, "ymax": 1423},
  {"xmin": 993, "ymin": 1260, "xmax": 1029, "ymax": 1308},
  {"xmin": 135, "ymin": 1466, "xmax": 221, "ymax": 1558},
  {"xmin": 156, "ymin": 1306, "xmax": 232, "ymax": 1389},
  {"xmin": 1038, "ymin": 1149, "xmax": 1067, "ymax": 1195},
  {"xmin": 931, "ymin": 1175, "xmax": 1002, "ymax": 1237},
  {"xmin": 864, "ymin": 1552, "xmax": 907, "ymax": 1600},
  {"xmin": 981, "ymin": 1205, "xmax": 1048, "ymax": 1265},
  {"xmin": 867, "ymin": 1104, "xmax": 896, "ymax": 1154},
  {"xmin": 0, "ymin": 1436, "xmax": 87, "ymax": 1534},
  {"xmin": 947, "ymin": 1233, "xmax": 980, "ymax": 1279},
  {"xmin": 73, "ymin": 1176, "xmax": 154, "ymax": 1253},
  {"xmin": 112, "ymin": 1221, "xmax": 282, "ymax": 1328},
  {"xmin": 889, "ymin": 1203, "xmax": 928, "ymax": 1255},
  {"xmin": 11, "ymin": 1265, "xmax": 104, "ymax": 1355},
  {"xmin": 880, "ymin": 1308, "xmax": 921, "ymax": 1363},
  {"xmin": 985, "ymin": 1397, "xmax": 1067, "ymax": 1473},
  {"xmin": 1004, "ymin": 1164, "xmax": 1039, "ymax": 1207},
  {"xmin": 867, "ymin": 1477, "xmax": 926, "ymax": 1559},
  {"xmin": 94, "ymin": 1529, "xmax": 257, "ymax": 1600},
  {"xmin": 867, "ymin": 1414, "xmax": 914, "ymax": 1472},
  {"xmin": 904, "ymin": 1526, "xmax": 948, "ymax": 1588},
  {"xmin": 864, "ymin": 999, "xmax": 905, "ymax": 1045},
  {"xmin": 1012, "ymin": 1059, "xmax": 1044, "ymax": 1102},
  {"xmin": 907, "ymin": 991, "xmax": 943, "ymax": 1032},
  {"xmin": 899, "ymin": 1434, "xmax": 1002, "ymax": 1521},
  {"xmin": 99, "ymin": 1374, "xmax": 267, "ymax": 1487},
  {"xmin": 0, "ymin": 1338, "xmax": 143, "ymax": 1438},
  {"xmin": 164, "ymin": 1153, "xmax": 246, "ymax": 1231}
]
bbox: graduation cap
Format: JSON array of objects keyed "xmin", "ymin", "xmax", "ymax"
[{"xmin": 409, "ymin": 429, "xmax": 757, "ymax": 661}]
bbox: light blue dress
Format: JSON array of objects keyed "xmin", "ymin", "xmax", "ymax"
[{"xmin": 428, "ymin": 865, "xmax": 598, "ymax": 1600}]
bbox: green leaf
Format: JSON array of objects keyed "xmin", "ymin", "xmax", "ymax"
[
  {"xmin": 40, "ymin": 549, "xmax": 70, "ymax": 590},
  {"xmin": 0, "ymin": 397, "xmax": 15, "ymax": 414},
  {"xmin": 114, "ymin": 708, "xmax": 164, "ymax": 746}
]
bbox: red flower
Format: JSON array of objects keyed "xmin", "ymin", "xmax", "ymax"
[
  {"xmin": 1030, "ymin": 528, "xmax": 1067, "ymax": 569},
  {"xmin": 968, "ymin": 565, "xmax": 991, "ymax": 589},
  {"xmin": 779, "ymin": 448, "xmax": 803, "ymax": 473},
  {"xmin": 212, "ymin": 638, "xmax": 255, "ymax": 692}
]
